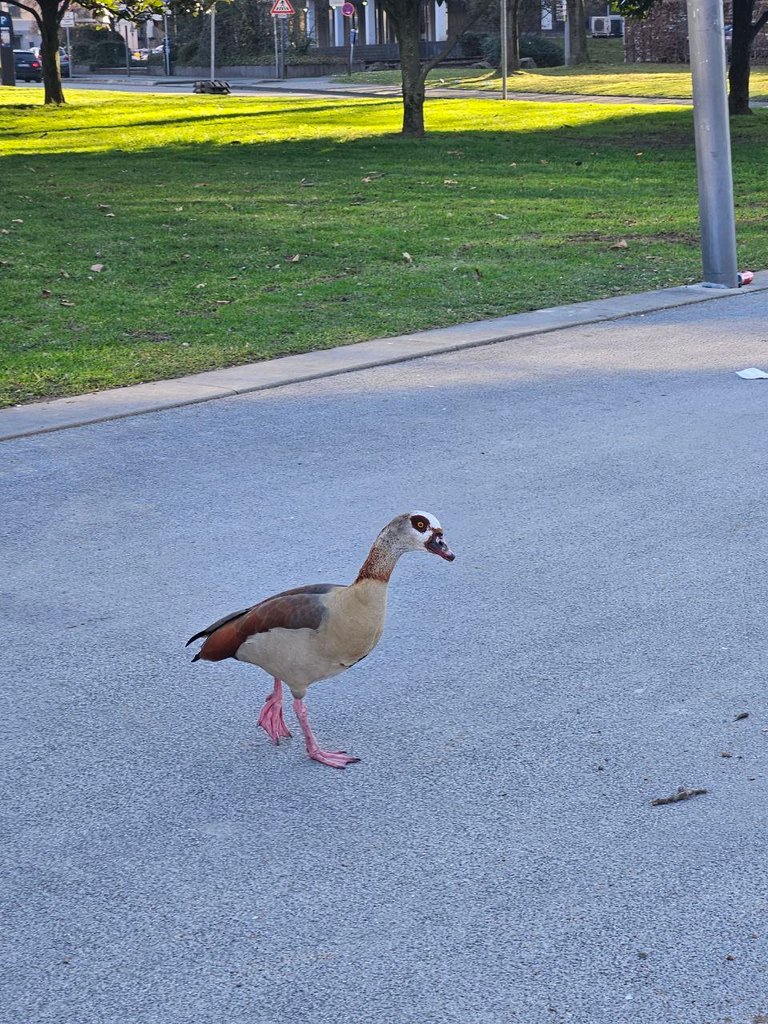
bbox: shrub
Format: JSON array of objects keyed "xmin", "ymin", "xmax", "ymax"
[
  {"xmin": 460, "ymin": 31, "xmax": 486, "ymax": 59},
  {"xmin": 520, "ymin": 34, "xmax": 564, "ymax": 66},
  {"xmin": 86, "ymin": 39, "xmax": 129, "ymax": 68},
  {"xmin": 482, "ymin": 32, "xmax": 564, "ymax": 68}
]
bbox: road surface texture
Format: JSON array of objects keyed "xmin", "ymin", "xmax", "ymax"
[{"xmin": 2, "ymin": 289, "xmax": 768, "ymax": 1024}]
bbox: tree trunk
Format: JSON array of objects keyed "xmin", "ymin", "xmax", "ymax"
[
  {"xmin": 566, "ymin": 0, "xmax": 589, "ymax": 64},
  {"xmin": 506, "ymin": 0, "xmax": 521, "ymax": 71},
  {"xmin": 400, "ymin": 37, "xmax": 426, "ymax": 136},
  {"xmin": 388, "ymin": 1, "xmax": 426, "ymax": 137},
  {"xmin": 728, "ymin": 0, "xmax": 754, "ymax": 114},
  {"xmin": 39, "ymin": 2, "xmax": 65, "ymax": 105}
]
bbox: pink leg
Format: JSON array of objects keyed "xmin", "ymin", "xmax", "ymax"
[
  {"xmin": 292, "ymin": 698, "xmax": 360, "ymax": 769},
  {"xmin": 257, "ymin": 679, "xmax": 292, "ymax": 745}
]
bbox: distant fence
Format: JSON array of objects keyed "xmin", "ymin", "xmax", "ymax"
[{"xmin": 172, "ymin": 63, "xmax": 365, "ymax": 78}]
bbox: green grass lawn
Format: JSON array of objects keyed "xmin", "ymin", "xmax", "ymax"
[{"xmin": 1, "ymin": 88, "xmax": 767, "ymax": 407}]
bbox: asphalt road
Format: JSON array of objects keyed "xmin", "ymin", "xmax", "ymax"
[{"xmin": 2, "ymin": 290, "xmax": 768, "ymax": 1024}]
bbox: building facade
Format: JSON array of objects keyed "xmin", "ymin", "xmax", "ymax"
[{"xmin": 306, "ymin": 0, "xmax": 448, "ymax": 51}]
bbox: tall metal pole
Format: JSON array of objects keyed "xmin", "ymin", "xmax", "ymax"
[
  {"xmin": 500, "ymin": 0, "xmax": 508, "ymax": 99},
  {"xmin": 564, "ymin": 4, "xmax": 571, "ymax": 66},
  {"xmin": 163, "ymin": 13, "xmax": 171, "ymax": 76},
  {"xmin": 210, "ymin": 4, "xmax": 216, "ymax": 80},
  {"xmin": 686, "ymin": 0, "xmax": 738, "ymax": 287},
  {"xmin": 273, "ymin": 15, "xmax": 279, "ymax": 78}
]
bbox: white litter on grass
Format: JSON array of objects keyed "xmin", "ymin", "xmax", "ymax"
[{"xmin": 736, "ymin": 367, "xmax": 768, "ymax": 379}]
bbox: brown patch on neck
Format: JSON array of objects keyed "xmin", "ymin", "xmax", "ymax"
[{"xmin": 355, "ymin": 542, "xmax": 397, "ymax": 583}]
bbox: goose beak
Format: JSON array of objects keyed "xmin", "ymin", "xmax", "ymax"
[{"xmin": 426, "ymin": 531, "xmax": 455, "ymax": 561}]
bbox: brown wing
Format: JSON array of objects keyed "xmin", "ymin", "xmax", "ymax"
[{"xmin": 188, "ymin": 583, "xmax": 341, "ymax": 663}]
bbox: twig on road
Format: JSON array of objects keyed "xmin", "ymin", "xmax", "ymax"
[{"xmin": 650, "ymin": 786, "xmax": 708, "ymax": 806}]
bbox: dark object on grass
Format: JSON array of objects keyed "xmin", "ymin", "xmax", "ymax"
[
  {"xmin": 193, "ymin": 80, "xmax": 230, "ymax": 95},
  {"xmin": 650, "ymin": 786, "xmax": 708, "ymax": 806}
]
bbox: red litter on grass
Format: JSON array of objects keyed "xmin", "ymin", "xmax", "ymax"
[{"xmin": 738, "ymin": 270, "xmax": 754, "ymax": 286}]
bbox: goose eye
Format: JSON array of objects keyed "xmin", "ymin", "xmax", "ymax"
[{"xmin": 411, "ymin": 516, "xmax": 428, "ymax": 533}]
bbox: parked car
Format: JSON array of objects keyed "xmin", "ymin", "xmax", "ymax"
[
  {"xmin": 13, "ymin": 49, "xmax": 42, "ymax": 82},
  {"xmin": 59, "ymin": 47, "xmax": 71, "ymax": 76}
]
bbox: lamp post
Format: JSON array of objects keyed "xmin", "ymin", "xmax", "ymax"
[
  {"xmin": 210, "ymin": 4, "xmax": 216, "ymax": 80},
  {"xmin": 686, "ymin": 0, "xmax": 738, "ymax": 287},
  {"xmin": 500, "ymin": 0, "xmax": 508, "ymax": 99}
]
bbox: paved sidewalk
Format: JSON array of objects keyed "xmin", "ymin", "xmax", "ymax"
[
  {"xmin": 3, "ymin": 273, "xmax": 767, "ymax": 442},
  {"xmin": 3, "ymin": 280, "xmax": 768, "ymax": 1024},
  {"xmin": 63, "ymin": 71, "xmax": 697, "ymax": 105}
]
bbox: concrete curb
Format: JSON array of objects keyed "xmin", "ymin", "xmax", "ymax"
[{"xmin": 3, "ymin": 273, "xmax": 767, "ymax": 442}]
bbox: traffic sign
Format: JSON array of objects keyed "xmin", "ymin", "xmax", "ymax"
[
  {"xmin": 341, "ymin": 2, "xmax": 355, "ymax": 15},
  {"xmin": 60, "ymin": 11, "xmax": 75, "ymax": 26},
  {"xmin": 270, "ymin": 0, "xmax": 295, "ymax": 14}
]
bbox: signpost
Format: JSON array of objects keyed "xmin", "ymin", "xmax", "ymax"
[
  {"xmin": 0, "ymin": 9, "xmax": 15, "ymax": 87},
  {"xmin": 340, "ymin": 1, "xmax": 356, "ymax": 75},
  {"xmin": 270, "ymin": 0, "xmax": 294, "ymax": 80},
  {"xmin": 60, "ymin": 10, "xmax": 74, "ymax": 78}
]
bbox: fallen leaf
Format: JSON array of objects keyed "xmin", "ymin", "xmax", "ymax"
[
  {"xmin": 734, "ymin": 711, "xmax": 749, "ymax": 721},
  {"xmin": 443, "ymin": 179, "xmax": 459, "ymax": 186},
  {"xmin": 195, "ymin": 283, "xmax": 206, "ymax": 289},
  {"xmin": 60, "ymin": 299, "xmax": 75, "ymax": 307},
  {"xmin": 104, "ymin": 213, "xmax": 115, "ymax": 218},
  {"xmin": 215, "ymin": 299, "xmax": 231, "ymax": 305},
  {"xmin": 285, "ymin": 254, "xmax": 300, "ymax": 263},
  {"xmin": 495, "ymin": 214, "xmax": 509, "ymax": 220},
  {"xmin": 97, "ymin": 204, "xmax": 111, "ymax": 210},
  {"xmin": 90, "ymin": 263, "xmax": 104, "ymax": 273},
  {"xmin": 610, "ymin": 239, "xmax": 629, "ymax": 250},
  {"xmin": 41, "ymin": 289, "xmax": 52, "ymax": 298},
  {"xmin": 402, "ymin": 252, "xmax": 413, "ymax": 264},
  {"xmin": 11, "ymin": 218, "xmax": 23, "ymax": 224}
]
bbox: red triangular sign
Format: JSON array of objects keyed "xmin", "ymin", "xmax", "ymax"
[{"xmin": 271, "ymin": 0, "xmax": 295, "ymax": 13}]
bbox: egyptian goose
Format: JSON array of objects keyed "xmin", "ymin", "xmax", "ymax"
[{"xmin": 186, "ymin": 512, "xmax": 455, "ymax": 768}]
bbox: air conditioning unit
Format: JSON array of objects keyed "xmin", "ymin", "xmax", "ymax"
[{"xmin": 590, "ymin": 16, "xmax": 611, "ymax": 36}]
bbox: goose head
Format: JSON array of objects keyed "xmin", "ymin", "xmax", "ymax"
[{"xmin": 386, "ymin": 511, "xmax": 455, "ymax": 562}]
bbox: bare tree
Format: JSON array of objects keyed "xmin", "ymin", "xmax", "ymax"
[
  {"xmin": 12, "ymin": 0, "xmax": 212, "ymax": 104},
  {"xmin": 382, "ymin": 0, "xmax": 494, "ymax": 136},
  {"xmin": 505, "ymin": 0, "xmax": 522, "ymax": 71},
  {"xmin": 617, "ymin": 0, "xmax": 766, "ymax": 113},
  {"xmin": 565, "ymin": 0, "xmax": 589, "ymax": 64},
  {"xmin": 728, "ymin": 0, "xmax": 768, "ymax": 113}
]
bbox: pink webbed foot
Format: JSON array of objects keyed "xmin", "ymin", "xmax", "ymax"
[
  {"xmin": 308, "ymin": 748, "xmax": 361, "ymax": 769},
  {"xmin": 258, "ymin": 679, "xmax": 292, "ymax": 745},
  {"xmin": 292, "ymin": 697, "xmax": 360, "ymax": 769}
]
